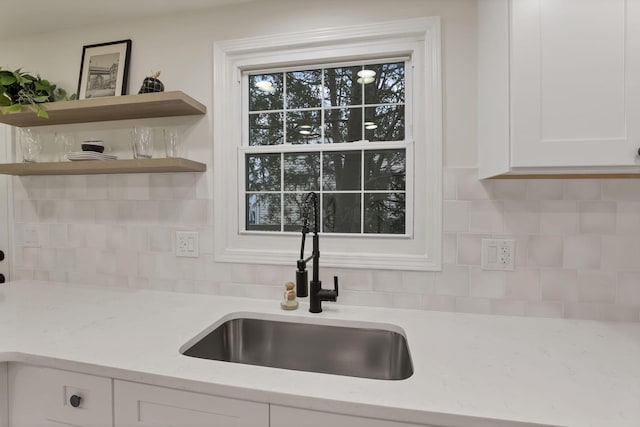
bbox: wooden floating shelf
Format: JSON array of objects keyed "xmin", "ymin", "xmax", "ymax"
[
  {"xmin": 0, "ymin": 158, "xmax": 207, "ymax": 176},
  {"xmin": 0, "ymin": 91, "xmax": 206, "ymax": 127}
]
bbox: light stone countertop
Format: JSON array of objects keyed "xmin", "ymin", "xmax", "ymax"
[{"xmin": 0, "ymin": 280, "xmax": 639, "ymax": 427}]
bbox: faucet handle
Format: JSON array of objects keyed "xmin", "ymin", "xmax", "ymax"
[{"xmin": 333, "ymin": 276, "xmax": 339, "ymax": 296}]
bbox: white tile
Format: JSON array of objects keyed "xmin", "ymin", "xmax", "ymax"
[
  {"xmin": 442, "ymin": 233, "xmax": 457, "ymax": 264},
  {"xmin": 149, "ymin": 228, "xmax": 172, "ymax": 252},
  {"xmin": 149, "ymin": 174, "xmax": 174, "ymax": 200},
  {"xmin": 456, "ymin": 169, "xmax": 492, "ymax": 200},
  {"xmin": 455, "ymin": 297, "xmax": 492, "ymax": 314},
  {"xmin": 525, "ymin": 302, "xmax": 564, "ymax": 318},
  {"xmin": 138, "ymin": 252, "xmax": 157, "ymax": 278},
  {"xmin": 564, "ymin": 303, "xmax": 603, "ymax": 321},
  {"xmin": 489, "ymin": 180, "xmax": 527, "ymax": 201},
  {"xmin": 601, "ymin": 236, "xmax": 640, "ymax": 271},
  {"xmin": 469, "ymin": 267, "xmax": 506, "ymax": 299},
  {"xmin": 505, "ymin": 269, "xmax": 540, "ymax": 301},
  {"xmin": 127, "ymin": 226, "xmax": 149, "ymax": 251},
  {"xmin": 540, "ymin": 270, "xmax": 578, "ymax": 303},
  {"xmin": 422, "ymin": 294, "xmax": 456, "ymax": 312},
  {"xmin": 332, "ymin": 290, "xmax": 393, "ymax": 308},
  {"xmin": 94, "ymin": 201, "xmax": 118, "ymax": 224},
  {"xmin": 107, "ymin": 175, "xmax": 128, "ymax": 201},
  {"xmin": 563, "ymin": 236, "xmax": 601, "ymax": 269},
  {"xmin": 443, "ymin": 201, "xmax": 469, "ymax": 232},
  {"xmin": 469, "ymin": 200, "xmax": 503, "ymax": 232},
  {"xmin": 172, "ymin": 173, "xmax": 198, "ymax": 200},
  {"xmin": 64, "ymin": 176, "xmax": 87, "ymax": 199},
  {"xmin": 37, "ymin": 200, "xmax": 56, "ymax": 223},
  {"xmin": 503, "ymin": 200, "xmax": 539, "ymax": 234},
  {"xmin": 230, "ymin": 263, "xmax": 257, "ymax": 283},
  {"xmin": 578, "ymin": 271, "xmax": 616, "ymax": 303},
  {"xmin": 617, "ymin": 272, "xmax": 640, "ymax": 307},
  {"xmin": 601, "ymin": 305, "xmax": 640, "ymax": 322},
  {"xmin": 526, "ymin": 180, "xmax": 564, "ymax": 200},
  {"xmin": 401, "ymin": 271, "xmax": 435, "ymax": 294},
  {"xmin": 392, "ymin": 293, "xmax": 423, "ymax": 310},
  {"xmin": 457, "ymin": 233, "xmax": 488, "ymax": 266},
  {"xmin": 564, "ymin": 179, "xmax": 601, "ymax": 201},
  {"xmin": 539, "ymin": 201, "xmax": 577, "ymax": 235},
  {"xmin": 323, "ymin": 268, "xmax": 373, "ymax": 292},
  {"xmin": 106, "ymin": 225, "xmax": 128, "ymax": 250},
  {"xmin": 434, "ymin": 265, "xmax": 469, "ymax": 296},
  {"xmin": 491, "ymin": 300, "xmax": 526, "ymax": 316},
  {"xmin": 616, "ymin": 202, "xmax": 640, "ymax": 234},
  {"xmin": 85, "ymin": 175, "xmax": 108, "ymax": 200},
  {"xmin": 372, "ymin": 270, "xmax": 404, "ymax": 292},
  {"xmin": 603, "ymin": 179, "xmax": 640, "ymax": 201},
  {"xmin": 527, "ymin": 235, "xmax": 563, "ymax": 267},
  {"xmin": 578, "ymin": 201, "xmax": 616, "ymax": 234},
  {"xmin": 126, "ymin": 174, "xmax": 150, "ymax": 200}
]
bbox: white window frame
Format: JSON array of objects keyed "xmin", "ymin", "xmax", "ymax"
[{"xmin": 213, "ymin": 17, "xmax": 442, "ymax": 271}]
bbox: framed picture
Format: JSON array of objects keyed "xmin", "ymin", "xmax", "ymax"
[{"xmin": 77, "ymin": 39, "xmax": 132, "ymax": 100}]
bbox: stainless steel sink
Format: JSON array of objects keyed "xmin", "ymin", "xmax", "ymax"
[{"xmin": 180, "ymin": 316, "xmax": 413, "ymax": 380}]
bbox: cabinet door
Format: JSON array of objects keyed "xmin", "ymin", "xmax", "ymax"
[
  {"xmin": 510, "ymin": 0, "xmax": 640, "ymax": 167},
  {"xmin": 271, "ymin": 405, "xmax": 436, "ymax": 427},
  {"xmin": 8, "ymin": 362, "xmax": 113, "ymax": 427},
  {"xmin": 114, "ymin": 380, "xmax": 268, "ymax": 427}
]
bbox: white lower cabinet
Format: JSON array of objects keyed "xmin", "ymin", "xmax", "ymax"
[
  {"xmin": 8, "ymin": 363, "xmax": 113, "ymax": 427},
  {"xmin": 114, "ymin": 380, "xmax": 268, "ymax": 427},
  {"xmin": 7, "ymin": 363, "xmax": 434, "ymax": 427},
  {"xmin": 271, "ymin": 405, "xmax": 436, "ymax": 427}
]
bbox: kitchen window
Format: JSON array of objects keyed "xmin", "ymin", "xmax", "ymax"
[
  {"xmin": 213, "ymin": 17, "xmax": 442, "ymax": 270},
  {"xmin": 243, "ymin": 60, "xmax": 409, "ymax": 235}
]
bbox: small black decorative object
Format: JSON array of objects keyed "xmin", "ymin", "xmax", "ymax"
[{"xmin": 139, "ymin": 71, "xmax": 165, "ymax": 94}]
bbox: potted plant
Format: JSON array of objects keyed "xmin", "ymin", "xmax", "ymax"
[{"xmin": 0, "ymin": 67, "xmax": 74, "ymax": 118}]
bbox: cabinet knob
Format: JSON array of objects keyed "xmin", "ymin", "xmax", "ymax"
[
  {"xmin": 637, "ymin": 147, "xmax": 640, "ymax": 156},
  {"xmin": 0, "ymin": 274, "xmax": 4, "ymax": 284},
  {"xmin": 70, "ymin": 394, "xmax": 82, "ymax": 408},
  {"xmin": 0, "ymin": 250, "xmax": 4, "ymax": 261}
]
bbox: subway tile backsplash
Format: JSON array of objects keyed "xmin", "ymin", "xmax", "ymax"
[{"xmin": 12, "ymin": 168, "xmax": 640, "ymax": 322}]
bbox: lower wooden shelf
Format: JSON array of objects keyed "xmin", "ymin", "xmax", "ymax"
[{"xmin": 0, "ymin": 158, "xmax": 207, "ymax": 176}]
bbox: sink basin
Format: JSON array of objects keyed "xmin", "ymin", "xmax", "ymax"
[{"xmin": 180, "ymin": 315, "xmax": 413, "ymax": 380}]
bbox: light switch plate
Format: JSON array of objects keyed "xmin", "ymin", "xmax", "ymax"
[
  {"xmin": 481, "ymin": 238, "xmax": 515, "ymax": 271},
  {"xmin": 176, "ymin": 231, "xmax": 199, "ymax": 258}
]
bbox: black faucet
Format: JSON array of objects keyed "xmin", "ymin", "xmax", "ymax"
[{"xmin": 296, "ymin": 192, "xmax": 338, "ymax": 313}]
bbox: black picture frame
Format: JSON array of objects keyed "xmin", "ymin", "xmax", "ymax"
[{"xmin": 77, "ymin": 39, "xmax": 132, "ymax": 100}]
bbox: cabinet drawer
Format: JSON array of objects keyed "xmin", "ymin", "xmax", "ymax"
[
  {"xmin": 114, "ymin": 380, "xmax": 269, "ymax": 426},
  {"xmin": 271, "ymin": 405, "xmax": 436, "ymax": 427},
  {"xmin": 9, "ymin": 362, "xmax": 113, "ymax": 427}
]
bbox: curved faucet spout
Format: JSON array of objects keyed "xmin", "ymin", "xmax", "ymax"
[{"xmin": 296, "ymin": 192, "xmax": 339, "ymax": 313}]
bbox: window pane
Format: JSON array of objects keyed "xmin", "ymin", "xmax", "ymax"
[
  {"xmin": 286, "ymin": 110, "xmax": 321, "ymax": 144},
  {"xmin": 284, "ymin": 193, "xmax": 319, "ymax": 232},
  {"xmin": 323, "ymin": 193, "xmax": 361, "ymax": 233},
  {"xmin": 322, "ymin": 151, "xmax": 361, "ymax": 191},
  {"xmin": 286, "ymin": 70, "xmax": 322, "ymax": 109},
  {"xmin": 364, "ymin": 62, "xmax": 405, "ymax": 105},
  {"xmin": 364, "ymin": 105, "xmax": 405, "ymax": 141},
  {"xmin": 364, "ymin": 149, "xmax": 406, "ymax": 190},
  {"xmin": 246, "ymin": 153, "xmax": 281, "ymax": 191},
  {"xmin": 249, "ymin": 73, "xmax": 283, "ymax": 111},
  {"xmin": 246, "ymin": 194, "xmax": 281, "ymax": 231},
  {"xmin": 249, "ymin": 112, "xmax": 284, "ymax": 146},
  {"xmin": 284, "ymin": 152, "xmax": 320, "ymax": 191},
  {"xmin": 324, "ymin": 108, "xmax": 362, "ymax": 143},
  {"xmin": 364, "ymin": 193, "xmax": 405, "ymax": 234},
  {"xmin": 323, "ymin": 66, "xmax": 362, "ymax": 106}
]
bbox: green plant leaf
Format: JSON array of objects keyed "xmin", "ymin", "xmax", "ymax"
[
  {"xmin": 0, "ymin": 73, "xmax": 16, "ymax": 86},
  {"xmin": 33, "ymin": 95, "xmax": 49, "ymax": 103},
  {"xmin": 5, "ymin": 104, "xmax": 22, "ymax": 112}
]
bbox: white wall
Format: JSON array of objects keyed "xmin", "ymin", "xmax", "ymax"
[{"xmin": 3, "ymin": 0, "xmax": 640, "ymax": 322}]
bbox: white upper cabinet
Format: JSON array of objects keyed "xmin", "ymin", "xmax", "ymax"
[{"xmin": 478, "ymin": 0, "xmax": 640, "ymax": 177}]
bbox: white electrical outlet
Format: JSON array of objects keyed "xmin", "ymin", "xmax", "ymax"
[
  {"xmin": 481, "ymin": 238, "xmax": 515, "ymax": 271},
  {"xmin": 176, "ymin": 231, "xmax": 199, "ymax": 258}
]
